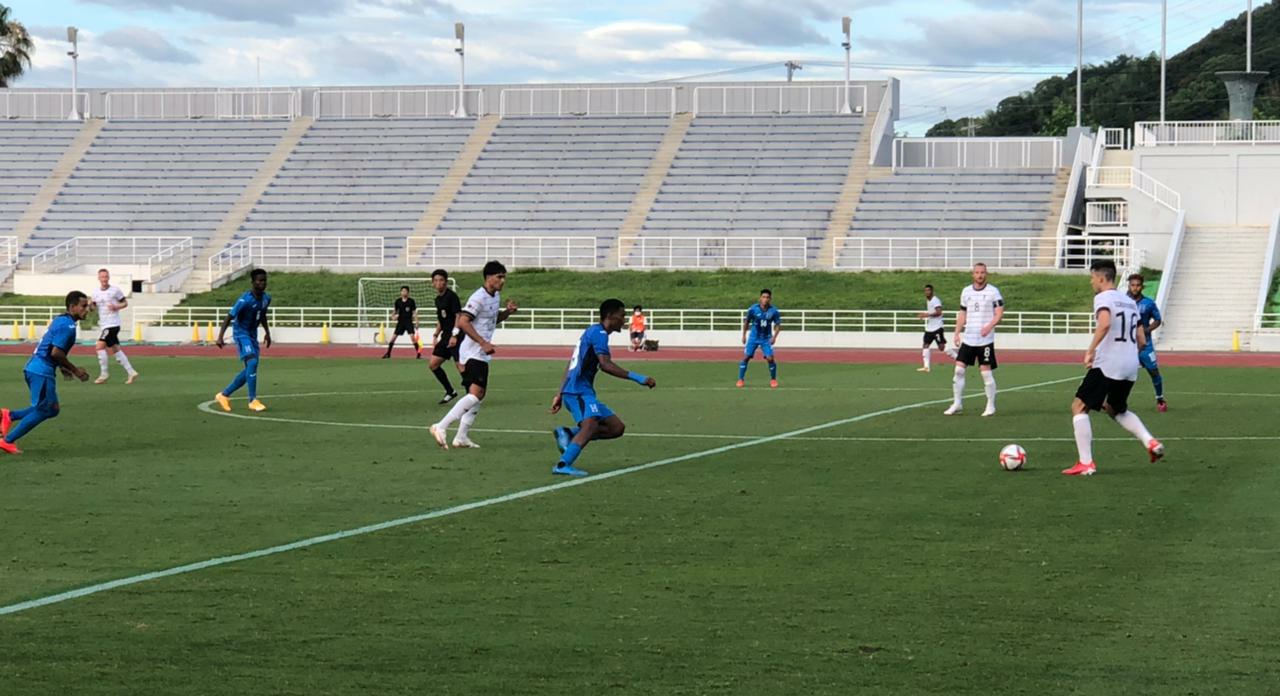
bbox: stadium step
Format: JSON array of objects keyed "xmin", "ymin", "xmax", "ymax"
[
  {"xmin": 616, "ymin": 112, "xmax": 694, "ymax": 265},
  {"xmin": 408, "ymin": 114, "xmax": 501, "ymax": 261},
  {"xmin": 1160, "ymin": 226, "xmax": 1270, "ymax": 351},
  {"xmin": 817, "ymin": 114, "xmax": 885, "ymax": 267},
  {"xmin": 1035, "ymin": 167, "xmax": 1073, "ymax": 267},
  {"xmin": 11, "ymin": 119, "xmax": 105, "ymax": 254}
]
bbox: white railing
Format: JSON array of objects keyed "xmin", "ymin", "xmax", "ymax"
[
  {"xmin": 1086, "ymin": 201, "xmax": 1129, "ymax": 228},
  {"xmin": 312, "ymin": 89, "xmax": 484, "ymax": 119},
  {"xmin": 406, "ymin": 236, "xmax": 598, "ymax": 269},
  {"xmin": 28, "ymin": 236, "xmax": 194, "ymax": 275},
  {"xmin": 0, "ymin": 236, "xmax": 17, "ymax": 267},
  {"xmin": 620, "ymin": 237, "xmax": 808, "ymax": 270},
  {"xmin": 1053, "ymin": 134, "xmax": 1092, "ymax": 265},
  {"xmin": 833, "ymin": 236, "xmax": 1128, "ymax": 271},
  {"xmin": 867, "ymin": 81, "xmax": 896, "ymax": 166},
  {"xmin": 1087, "ymin": 166, "xmax": 1182, "ymax": 212},
  {"xmin": 0, "ymin": 306, "xmax": 64, "ymax": 329},
  {"xmin": 1135, "ymin": 120, "xmax": 1280, "ymax": 146},
  {"xmin": 208, "ymin": 239, "xmax": 254, "ymax": 286},
  {"xmin": 1255, "ymin": 209, "xmax": 1280, "ymax": 330},
  {"xmin": 147, "ymin": 238, "xmax": 196, "ymax": 280},
  {"xmin": 208, "ymin": 236, "xmax": 386, "ymax": 285},
  {"xmin": 132, "ymin": 305, "xmax": 1095, "ymax": 335},
  {"xmin": 1258, "ymin": 313, "xmax": 1280, "ymax": 330},
  {"xmin": 103, "ymin": 90, "xmax": 298, "ymax": 120},
  {"xmin": 1102, "ymin": 127, "xmax": 1131, "ymax": 149},
  {"xmin": 498, "ymin": 87, "xmax": 675, "ymax": 117},
  {"xmin": 0, "ymin": 90, "xmax": 90, "ymax": 119},
  {"xmin": 893, "ymin": 137, "xmax": 1064, "ymax": 170},
  {"xmin": 1154, "ymin": 210, "xmax": 1187, "ymax": 313},
  {"xmin": 692, "ymin": 85, "xmax": 866, "ymax": 116}
]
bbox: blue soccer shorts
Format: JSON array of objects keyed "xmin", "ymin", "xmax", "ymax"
[
  {"xmin": 24, "ymin": 371, "xmax": 58, "ymax": 411},
  {"xmin": 235, "ymin": 335, "xmax": 260, "ymax": 361},
  {"xmin": 1139, "ymin": 346, "xmax": 1159, "ymax": 371},
  {"xmin": 744, "ymin": 338, "xmax": 774, "ymax": 359},
  {"xmin": 565, "ymin": 393, "xmax": 616, "ymax": 424}
]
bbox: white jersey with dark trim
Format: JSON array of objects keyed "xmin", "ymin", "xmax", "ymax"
[
  {"xmin": 1092, "ymin": 289, "xmax": 1140, "ymax": 381},
  {"xmin": 924, "ymin": 296, "xmax": 944, "ymax": 332},
  {"xmin": 92, "ymin": 285, "xmax": 127, "ymax": 329},
  {"xmin": 959, "ymin": 284, "xmax": 1003, "ymax": 347},
  {"xmin": 458, "ymin": 286, "xmax": 500, "ymax": 364}
]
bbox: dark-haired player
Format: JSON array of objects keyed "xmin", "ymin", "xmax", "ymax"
[
  {"xmin": 551, "ymin": 298, "xmax": 656, "ymax": 477},
  {"xmin": 917, "ymin": 283, "xmax": 956, "ymax": 372},
  {"xmin": 383, "ymin": 285, "xmax": 420, "ymax": 359},
  {"xmin": 1127, "ymin": 273, "xmax": 1167, "ymax": 411},
  {"xmin": 736, "ymin": 289, "xmax": 781, "ymax": 388},
  {"xmin": 214, "ymin": 268, "xmax": 272, "ymax": 413},
  {"xmin": 0, "ymin": 291, "xmax": 91, "ymax": 454},
  {"xmin": 428, "ymin": 269, "xmax": 462, "ymax": 404}
]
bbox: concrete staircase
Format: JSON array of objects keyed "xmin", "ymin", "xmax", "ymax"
[
  {"xmin": 11, "ymin": 119, "xmax": 104, "ymax": 252},
  {"xmin": 816, "ymin": 117, "xmax": 887, "ymax": 267},
  {"xmin": 405, "ymin": 114, "xmax": 501, "ymax": 263},
  {"xmin": 613, "ymin": 112, "xmax": 694, "ymax": 265},
  {"xmin": 1035, "ymin": 167, "xmax": 1072, "ymax": 266},
  {"xmin": 1159, "ymin": 226, "xmax": 1270, "ymax": 351},
  {"xmin": 180, "ymin": 117, "xmax": 313, "ymax": 294}
]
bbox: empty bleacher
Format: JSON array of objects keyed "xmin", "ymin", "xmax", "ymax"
[
  {"xmin": 31, "ymin": 121, "xmax": 287, "ymax": 257},
  {"xmin": 849, "ymin": 170, "xmax": 1057, "ymax": 236},
  {"xmin": 0, "ymin": 122, "xmax": 81, "ymax": 236},
  {"xmin": 240, "ymin": 119, "xmax": 476, "ymax": 262}
]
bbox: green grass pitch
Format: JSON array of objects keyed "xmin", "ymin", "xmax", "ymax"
[{"xmin": 0, "ymin": 355, "xmax": 1277, "ymax": 694}]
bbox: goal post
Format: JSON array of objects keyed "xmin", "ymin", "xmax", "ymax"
[{"xmin": 356, "ymin": 277, "xmax": 457, "ymax": 345}]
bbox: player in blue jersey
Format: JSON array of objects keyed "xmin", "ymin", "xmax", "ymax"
[
  {"xmin": 1127, "ymin": 273, "xmax": 1167, "ymax": 412},
  {"xmin": 214, "ymin": 268, "xmax": 272, "ymax": 413},
  {"xmin": 550, "ymin": 298, "xmax": 657, "ymax": 477},
  {"xmin": 0, "ymin": 291, "xmax": 92, "ymax": 455},
  {"xmin": 737, "ymin": 289, "xmax": 782, "ymax": 388}
]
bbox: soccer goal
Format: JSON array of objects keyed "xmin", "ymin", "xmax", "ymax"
[{"xmin": 356, "ymin": 277, "xmax": 457, "ymax": 345}]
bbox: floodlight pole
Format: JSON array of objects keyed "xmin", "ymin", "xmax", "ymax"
[
  {"xmin": 840, "ymin": 16, "xmax": 853, "ymax": 115},
  {"xmin": 1075, "ymin": 0, "xmax": 1082, "ymax": 128},
  {"xmin": 66, "ymin": 26, "xmax": 80, "ymax": 121},
  {"xmin": 453, "ymin": 22, "xmax": 469, "ymax": 118},
  {"xmin": 1160, "ymin": 0, "xmax": 1167, "ymax": 122}
]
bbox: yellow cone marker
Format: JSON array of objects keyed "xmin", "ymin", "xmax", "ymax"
[
  {"xmin": 320, "ymin": 323, "xmax": 330, "ymax": 345},
  {"xmin": 191, "ymin": 323, "xmax": 200, "ymax": 343}
]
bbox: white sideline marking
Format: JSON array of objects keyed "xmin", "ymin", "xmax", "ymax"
[{"xmin": 1, "ymin": 376, "xmax": 1075, "ymax": 617}]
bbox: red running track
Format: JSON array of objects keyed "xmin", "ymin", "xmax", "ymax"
[{"xmin": 0, "ymin": 343, "xmax": 1276, "ymax": 367}]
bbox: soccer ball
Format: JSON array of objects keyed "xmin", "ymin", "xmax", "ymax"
[{"xmin": 999, "ymin": 444, "xmax": 1026, "ymax": 471}]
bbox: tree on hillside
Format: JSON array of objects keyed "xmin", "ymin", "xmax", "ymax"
[{"xmin": 0, "ymin": 4, "xmax": 33, "ymax": 88}]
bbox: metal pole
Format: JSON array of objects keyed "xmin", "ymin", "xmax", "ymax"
[
  {"xmin": 1160, "ymin": 0, "xmax": 1167, "ymax": 122},
  {"xmin": 67, "ymin": 27, "xmax": 80, "ymax": 120},
  {"xmin": 1247, "ymin": 0, "xmax": 1253, "ymax": 73},
  {"xmin": 840, "ymin": 16, "xmax": 853, "ymax": 114},
  {"xmin": 1076, "ymin": 0, "xmax": 1082, "ymax": 128},
  {"xmin": 454, "ymin": 22, "xmax": 469, "ymax": 118}
]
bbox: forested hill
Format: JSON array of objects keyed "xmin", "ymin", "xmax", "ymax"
[{"xmin": 928, "ymin": 2, "xmax": 1280, "ymax": 136}]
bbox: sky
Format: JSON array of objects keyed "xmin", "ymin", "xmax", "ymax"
[{"xmin": 7, "ymin": 0, "xmax": 1267, "ymax": 134}]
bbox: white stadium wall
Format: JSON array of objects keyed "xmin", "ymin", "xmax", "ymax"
[{"xmin": 1134, "ymin": 146, "xmax": 1280, "ymax": 227}]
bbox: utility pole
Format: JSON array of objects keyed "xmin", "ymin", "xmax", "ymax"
[
  {"xmin": 840, "ymin": 16, "xmax": 853, "ymax": 114},
  {"xmin": 453, "ymin": 22, "xmax": 468, "ymax": 118},
  {"xmin": 785, "ymin": 61, "xmax": 802, "ymax": 82}
]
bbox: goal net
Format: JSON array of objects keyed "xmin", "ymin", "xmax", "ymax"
[{"xmin": 357, "ymin": 277, "xmax": 457, "ymax": 345}]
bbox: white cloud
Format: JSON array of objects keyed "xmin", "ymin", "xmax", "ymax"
[{"xmin": 99, "ymin": 26, "xmax": 200, "ymax": 64}]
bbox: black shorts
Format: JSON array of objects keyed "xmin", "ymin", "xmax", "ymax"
[
  {"xmin": 1075, "ymin": 368, "xmax": 1134, "ymax": 413},
  {"xmin": 98, "ymin": 327, "xmax": 121, "ymax": 348},
  {"xmin": 630, "ymin": 331, "xmax": 645, "ymax": 341},
  {"xmin": 956, "ymin": 343, "xmax": 997, "ymax": 369},
  {"xmin": 432, "ymin": 336, "xmax": 460, "ymax": 361},
  {"xmin": 460, "ymin": 359, "xmax": 490, "ymax": 390},
  {"xmin": 394, "ymin": 323, "xmax": 416, "ymax": 337},
  {"xmin": 922, "ymin": 329, "xmax": 946, "ymax": 349}
]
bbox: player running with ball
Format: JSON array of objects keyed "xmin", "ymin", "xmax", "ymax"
[{"xmin": 551, "ymin": 299, "xmax": 656, "ymax": 477}]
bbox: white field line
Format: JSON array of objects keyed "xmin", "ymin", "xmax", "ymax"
[{"xmin": 0, "ymin": 375, "xmax": 1099, "ymax": 618}]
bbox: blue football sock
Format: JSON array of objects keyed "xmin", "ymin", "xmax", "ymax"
[
  {"xmin": 768, "ymin": 361, "xmax": 777, "ymax": 379},
  {"xmin": 223, "ymin": 368, "xmax": 247, "ymax": 396},
  {"xmin": 6, "ymin": 407, "xmax": 56, "ymax": 443},
  {"xmin": 1150, "ymin": 370, "xmax": 1164, "ymax": 399},
  {"xmin": 10, "ymin": 407, "xmax": 33, "ymax": 421},
  {"xmin": 560, "ymin": 442, "xmax": 584, "ymax": 467},
  {"xmin": 738, "ymin": 359, "xmax": 749, "ymax": 380},
  {"xmin": 246, "ymin": 356, "xmax": 260, "ymax": 400}
]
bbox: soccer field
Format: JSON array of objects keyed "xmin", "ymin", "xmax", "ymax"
[{"xmin": 1, "ymin": 355, "xmax": 1277, "ymax": 694}]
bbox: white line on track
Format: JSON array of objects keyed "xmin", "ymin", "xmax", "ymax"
[{"xmin": 0, "ymin": 375, "xmax": 1093, "ymax": 617}]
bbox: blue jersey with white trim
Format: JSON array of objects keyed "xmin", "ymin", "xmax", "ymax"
[
  {"xmin": 228, "ymin": 291, "xmax": 271, "ymax": 340},
  {"xmin": 26, "ymin": 314, "xmax": 78, "ymax": 377},
  {"xmin": 561, "ymin": 323, "xmax": 611, "ymax": 396},
  {"xmin": 1134, "ymin": 295, "xmax": 1161, "ymax": 340},
  {"xmin": 745, "ymin": 303, "xmax": 781, "ymax": 341}
]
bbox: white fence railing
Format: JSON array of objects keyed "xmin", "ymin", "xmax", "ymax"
[
  {"xmin": 893, "ymin": 137, "xmax": 1064, "ymax": 170},
  {"xmin": 0, "ymin": 90, "xmax": 90, "ymax": 119},
  {"xmin": 1259, "ymin": 314, "xmax": 1280, "ymax": 330},
  {"xmin": 692, "ymin": 85, "xmax": 866, "ymax": 116},
  {"xmin": 1086, "ymin": 201, "xmax": 1129, "ymax": 228},
  {"xmin": 833, "ymin": 236, "xmax": 1128, "ymax": 271},
  {"xmin": 1102, "ymin": 127, "xmax": 1131, "ymax": 149},
  {"xmin": 1087, "ymin": 166, "xmax": 1182, "ymax": 212},
  {"xmin": 0, "ymin": 237, "xmax": 17, "ymax": 267},
  {"xmin": 406, "ymin": 236, "xmax": 598, "ymax": 269},
  {"xmin": 1135, "ymin": 120, "xmax": 1280, "ymax": 146},
  {"xmin": 312, "ymin": 89, "xmax": 484, "ymax": 119},
  {"xmin": 103, "ymin": 90, "xmax": 298, "ymax": 120},
  {"xmin": 620, "ymin": 237, "xmax": 808, "ymax": 270},
  {"xmin": 867, "ymin": 82, "xmax": 895, "ymax": 166},
  {"xmin": 498, "ymin": 88, "xmax": 675, "ymax": 118},
  {"xmin": 130, "ymin": 305, "xmax": 1096, "ymax": 335},
  {"xmin": 1053, "ymin": 134, "xmax": 1092, "ymax": 265},
  {"xmin": 29, "ymin": 236, "xmax": 194, "ymax": 277},
  {"xmin": 208, "ymin": 236, "xmax": 386, "ymax": 285},
  {"xmin": 1154, "ymin": 210, "xmax": 1187, "ymax": 313},
  {"xmin": 0, "ymin": 306, "xmax": 64, "ymax": 327},
  {"xmin": 1255, "ymin": 209, "xmax": 1280, "ymax": 330}
]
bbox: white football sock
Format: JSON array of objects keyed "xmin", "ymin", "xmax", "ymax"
[
  {"xmin": 1113, "ymin": 410, "xmax": 1155, "ymax": 447},
  {"xmin": 945, "ymin": 347, "xmax": 958, "ymax": 359},
  {"xmin": 981, "ymin": 370, "xmax": 997, "ymax": 410},
  {"xmin": 922, "ymin": 348, "xmax": 931, "ymax": 368},
  {"xmin": 438, "ymin": 393, "xmax": 479, "ymax": 429},
  {"xmin": 114, "ymin": 350, "xmax": 135, "ymax": 374},
  {"xmin": 1072, "ymin": 413, "xmax": 1093, "ymax": 463},
  {"xmin": 951, "ymin": 365, "xmax": 966, "ymax": 406},
  {"xmin": 457, "ymin": 401, "xmax": 482, "ymax": 439},
  {"xmin": 97, "ymin": 349, "xmax": 109, "ymax": 375}
]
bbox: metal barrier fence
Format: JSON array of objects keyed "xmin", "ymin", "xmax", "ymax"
[
  {"xmin": 1087, "ymin": 166, "xmax": 1182, "ymax": 212},
  {"xmin": 0, "ymin": 237, "xmax": 17, "ymax": 268},
  {"xmin": 1135, "ymin": 120, "xmax": 1280, "ymax": 146},
  {"xmin": 312, "ymin": 89, "xmax": 484, "ymax": 119},
  {"xmin": 1101, "ymin": 127, "xmax": 1131, "ymax": 149},
  {"xmin": 691, "ymin": 85, "xmax": 867, "ymax": 116},
  {"xmin": 892, "ymin": 137, "xmax": 1063, "ymax": 170},
  {"xmin": 1085, "ymin": 201, "xmax": 1128, "ymax": 227},
  {"xmin": 0, "ymin": 90, "xmax": 89, "ymax": 119},
  {"xmin": 833, "ymin": 236, "xmax": 1128, "ymax": 270},
  {"xmin": 498, "ymin": 87, "xmax": 675, "ymax": 117},
  {"xmin": 620, "ymin": 237, "xmax": 809, "ymax": 270},
  {"xmin": 1259, "ymin": 314, "xmax": 1280, "ymax": 330},
  {"xmin": 406, "ymin": 236, "xmax": 598, "ymax": 269},
  {"xmin": 208, "ymin": 236, "xmax": 386, "ymax": 286},
  {"xmin": 28, "ymin": 236, "xmax": 194, "ymax": 277},
  {"xmin": 103, "ymin": 90, "xmax": 298, "ymax": 120}
]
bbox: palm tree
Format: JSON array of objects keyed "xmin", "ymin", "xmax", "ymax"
[{"xmin": 0, "ymin": 4, "xmax": 34, "ymax": 88}]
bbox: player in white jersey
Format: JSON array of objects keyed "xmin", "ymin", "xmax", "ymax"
[
  {"xmin": 89, "ymin": 269, "xmax": 139, "ymax": 385},
  {"xmin": 944, "ymin": 263, "xmax": 1003, "ymax": 416},
  {"xmin": 916, "ymin": 284, "xmax": 957, "ymax": 372},
  {"xmin": 1063, "ymin": 260, "xmax": 1165, "ymax": 476},
  {"xmin": 430, "ymin": 261, "xmax": 518, "ymax": 450}
]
